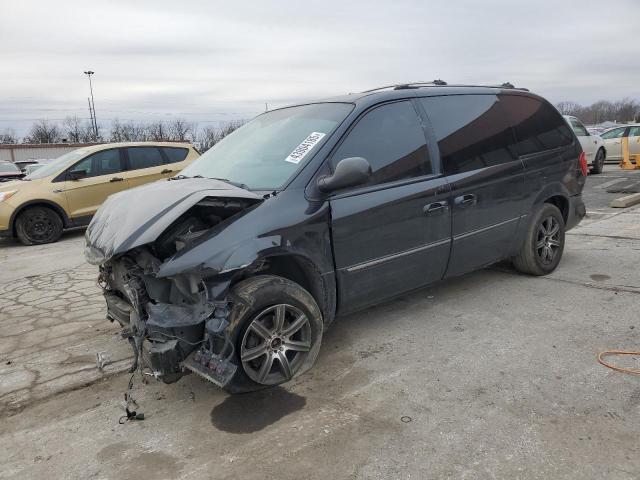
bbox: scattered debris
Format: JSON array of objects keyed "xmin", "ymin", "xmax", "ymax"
[{"xmin": 95, "ymin": 351, "xmax": 111, "ymax": 371}]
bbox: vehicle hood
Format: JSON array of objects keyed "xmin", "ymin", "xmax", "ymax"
[
  {"xmin": 0, "ymin": 177, "xmax": 33, "ymax": 191},
  {"xmin": 84, "ymin": 178, "xmax": 262, "ymax": 265},
  {"xmin": 0, "ymin": 172, "xmax": 23, "ymax": 178}
]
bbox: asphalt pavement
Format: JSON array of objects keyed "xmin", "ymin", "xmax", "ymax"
[{"xmin": 1, "ymin": 165, "xmax": 639, "ymax": 479}]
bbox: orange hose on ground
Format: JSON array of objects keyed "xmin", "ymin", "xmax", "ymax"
[{"xmin": 597, "ymin": 350, "xmax": 640, "ymax": 375}]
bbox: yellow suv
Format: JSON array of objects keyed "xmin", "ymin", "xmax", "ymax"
[{"xmin": 0, "ymin": 142, "xmax": 199, "ymax": 245}]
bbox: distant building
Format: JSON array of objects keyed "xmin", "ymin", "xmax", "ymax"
[{"xmin": 0, "ymin": 143, "xmax": 103, "ymax": 163}]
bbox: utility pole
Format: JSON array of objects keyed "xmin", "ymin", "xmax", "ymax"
[
  {"xmin": 84, "ymin": 70, "xmax": 98, "ymax": 139},
  {"xmin": 265, "ymin": 102, "xmax": 268, "ymax": 112},
  {"xmin": 87, "ymin": 97, "xmax": 95, "ymax": 140}
]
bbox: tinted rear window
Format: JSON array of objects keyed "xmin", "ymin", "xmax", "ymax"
[
  {"xmin": 419, "ymin": 95, "xmax": 517, "ymax": 175},
  {"xmin": 163, "ymin": 147, "xmax": 189, "ymax": 164},
  {"xmin": 127, "ymin": 147, "xmax": 164, "ymax": 170},
  {"xmin": 500, "ymin": 95, "xmax": 573, "ymax": 155}
]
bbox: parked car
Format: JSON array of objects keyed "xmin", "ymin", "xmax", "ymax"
[
  {"xmin": 23, "ymin": 159, "xmax": 55, "ymax": 176},
  {"xmin": 0, "ymin": 161, "xmax": 25, "ymax": 182},
  {"xmin": 14, "ymin": 160, "xmax": 40, "ymax": 172},
  {"xmin": 600, "ymin": 124, "xmax": 640, "ymax": 162},
  {"xmin": 85, "ymin": 83, "xmax": 586, "ymax": 393},
  {"xmin": 564, "ymin": 115, "xmax": 606, "ymax": 173},
  {"xmin": 0, "ymin": 142, "xmax": 199, "ymax": 245}
]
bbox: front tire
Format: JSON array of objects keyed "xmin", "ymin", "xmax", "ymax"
[
  {"xmin": 224, "ymin": 275, "xmax": 323, "ymax": 393},
  {"xmin": 15, "ymin": 206, "xmax": 63, "ymax": 245},
  {"xmin": 513, "ymin": 204, "xmax": 565, "ymax": 276},
  {"xmin": 591, "ymin": 148, "xmax": 605, "ymax": 174}
]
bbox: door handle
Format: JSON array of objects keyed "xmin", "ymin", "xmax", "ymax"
[
  {"xmin": 161, "ymin": 169, "xmax": 173, "ymax": 174},
  {"xmin": 454, "ymin": 194, "xmax": 476, "ymax": 207},
  {"xmin": 423, "ymin": 201, "xmax": 448, "ymax": 215},
  {"xmin": 109, "ymin": 177, "xmax": 124, "ymax": 183}
]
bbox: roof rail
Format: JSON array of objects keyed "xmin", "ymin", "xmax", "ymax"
[
  {"xmin": 361, "ymin": 81, "xmax": 528, "ymax": 94},
  {"xmin": 361, "ymin": 80, "xmax": 448, "ymax": 93}
]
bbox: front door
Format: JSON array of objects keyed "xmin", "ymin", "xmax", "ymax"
[
  {"xmin": 328, "ymin": 100, "xmax": 451, "ymax": 312},
  {"xmin": 628, "ymin": 126, "xmax": 640, "ymax": 157},
  {"xmin": 62, "ymin": 148, "xmax": 130, "ymax": 220},
  {"xmin": 601, "ymin": 127, "xmax": 627, "ymax": 161}
]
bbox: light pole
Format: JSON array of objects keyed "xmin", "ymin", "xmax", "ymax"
[{"xmin": 84, "ymin": 70, "xmax": 98, "ymax": 139}]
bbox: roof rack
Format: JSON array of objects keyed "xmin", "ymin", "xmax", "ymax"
[
  {"xmin": 360, "ymin": 81, "xmax": 528, "ymax": 93},
  {"xmin": 361, "ymin": 80, "xmax": 448, "ymax": 93}
]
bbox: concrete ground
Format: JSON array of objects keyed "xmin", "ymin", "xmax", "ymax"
[{"xmin": 1, "ymin": 166, "xmax": 639, "ymax": 479}]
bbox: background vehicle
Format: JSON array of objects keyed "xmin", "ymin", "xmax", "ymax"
[
  {"xmin": 86, "ymin": 83, "xmax": 586, "ymax": 393},
  {"xmin": 564, "ymin": 115, "xmax": 606, "ymax": 173},
  {"xmin": 0, "ymin": 161, "xmax": 25, "ymax": 182},
  {"xmin": 600, "ymin": 124, "xmax": 640, "ymax": 162},
  {"xmin": 14, "ymin": 160, "xmax": 40, "ymax": 172},
  {"xmin": 23, "ymin": 159, "xmax": 55, "ymax": 176},
  {"xmin": 0, "ymin": 142, "xmax": 199, "ymax": 245}
]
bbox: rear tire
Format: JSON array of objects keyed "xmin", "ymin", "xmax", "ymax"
[
  {"xmin": 15, "ymin": 206, "xmax": 63, "ymax": 245},
  {"xmin": 590, "ymin": 148, "xmax": 605, "ymax": 174},
  {"xmin": 513, "ymin": 204, "xmax": 565, "ymax": 276},
  {"xmin": 224, "ymin": 275, "xmax": 323, "ymax": 393}
]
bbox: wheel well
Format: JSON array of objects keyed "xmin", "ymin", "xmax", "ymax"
[
  {"xmin": 11, "ymin": 201, "xmax": 68, "ymax": 235},
  {"xmin": 257, "ymin": 255, "xmax": 329, "ymax": 322},
  {"xmin": 544, "ymin": 195, "xmax": 569, "ymax": 223}
]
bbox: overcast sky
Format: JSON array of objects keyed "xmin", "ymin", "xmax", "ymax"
[{"xmin": 1, "ymin": 0, "xmax": 639, "ymax": 136}]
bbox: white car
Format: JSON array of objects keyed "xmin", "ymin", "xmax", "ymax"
[
  {"xmin": 600, "ymin": 124, "xmax": 640, "ymax": 163},
  {"xmin": 563, "ymin": 115, "xmax": 606, "ymax": 173}
]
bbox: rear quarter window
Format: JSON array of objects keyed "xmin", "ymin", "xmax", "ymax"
[
  {"xmin": 163, "ymin": 147, "xmax": 189, "ymax": 164},
  {"xmin": 500, "ymin": 95, "xmax": 573, "ymax": 156},
  {"xmin": 419, "ymin": 94, "xmax": 518, "ymax": 175},
  {"xmin": 126, "ymin": 147, "xmax": 165, "ymax": 170}
]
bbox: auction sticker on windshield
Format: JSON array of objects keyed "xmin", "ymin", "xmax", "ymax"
[{"xmin": 284, "ymin": 132, "xmax": 326, "ymax": 164}]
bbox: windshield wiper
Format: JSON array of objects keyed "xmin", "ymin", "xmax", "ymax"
[
  {"xmin": 168, "ymin": 174, "xmax": 204, "ymax": 181},
  {"xmin": 208, "ymin": 177, "xmax": 250, "ymax": 191},
  {"xmin": 167, "ymin": 174, "xmax": 249, "ymax": 191}
]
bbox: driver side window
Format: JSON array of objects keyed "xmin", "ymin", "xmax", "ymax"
[
  {"xmin": 72, "ymin": 149, "xmax": 123, "ymax": 178},
  {"xmin": 330, "ymin": 101, "xmax": 432, "ymax": 187}
]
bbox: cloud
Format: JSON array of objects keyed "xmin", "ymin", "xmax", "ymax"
[{"xmin": 1, "ymin": 0, "xmax": 639, "ymax": 135}]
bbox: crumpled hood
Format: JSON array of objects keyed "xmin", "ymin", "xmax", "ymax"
[{"xmin": 84, "ymin": 178, "xmax": 262, "ymax": 265}]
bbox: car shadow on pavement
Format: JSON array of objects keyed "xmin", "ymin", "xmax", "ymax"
[{"xmin": 0, "ymin": 228, "xmax": 86, "ymax": 250}]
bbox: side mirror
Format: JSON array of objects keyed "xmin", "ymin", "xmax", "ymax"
[
  {"xmin": 318, "ymin": 157, "xmax": 372, "ymax": 193},
  {"xmin": 68, "ymin": 169, "xmax": 88, "ymax": 180}
]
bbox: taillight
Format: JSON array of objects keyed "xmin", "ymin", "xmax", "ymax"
[{"xmin": 579, "ymin": 151, "xmax": 588, "ymax": 176}]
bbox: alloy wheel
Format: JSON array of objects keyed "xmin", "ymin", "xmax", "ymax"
[
  {"xmin": 240, "ymin": 304, "xmax": 312, "ymax": 385},
  {"xmin": 536, "ymin": 216, "xmax": 560, "ymax": 265}
]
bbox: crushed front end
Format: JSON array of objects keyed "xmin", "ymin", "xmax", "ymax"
[
  {"xmin": 84, "ymin": 179, "xmax": 265, "ymax": 386},
  {"xmin": 98, "ymin": 248, "xmax": 237, "ymax": 385}
]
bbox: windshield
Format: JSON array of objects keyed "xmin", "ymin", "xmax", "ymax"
[
  {"xmin": 25, "ymin": 148, "xmax": 92, "ymax": 180},
  {"xmin": 0, "ymin": 162, "xmax": 20, "ymax": 173},
  {"xmin": 180, "ymin": 103, "xmax": 353, "ymax": 190}
]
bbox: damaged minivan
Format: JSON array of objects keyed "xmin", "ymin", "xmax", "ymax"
[{"xmin": 85, "ymin": 82, "xmax": 586, "ymax": 392}]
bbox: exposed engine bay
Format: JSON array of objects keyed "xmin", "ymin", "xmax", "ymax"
[{"xmin": 97, "ymin": 195, "xmax": 261, "ymax": 386}]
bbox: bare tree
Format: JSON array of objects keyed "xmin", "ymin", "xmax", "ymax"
[
  {"xmin": 0, "ymin": 129, "xmax": 17, "ymax": 144},
  {"xmin": 110, "ymin": 119, "xmax": 148, "ymax": 142},
  {"xmin": 556, "ymin": 98, "xmax": 640, "ymax": 124},
  {"xmin": 25, "ymin": 119, "xmax": 62, "ymax": 144},
  {"xmin": 167, "ymin": 118, "xmax": 195, "ymax": 141},
  {"xmin": 62, "ymin": 116, "xmax": 86, "ymax": 143},
  {"xmin": 556, "ymin": 101, "xmax": 583, "ymax": 116},
  {"xmin": 146, "ymin": 121, "xmax": 167, "ymax": 141},
  {"xmin": 197, "ymin": 120, "xmax": 246, "ymax": 152}
]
